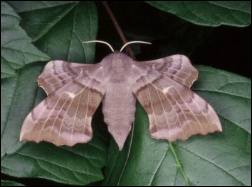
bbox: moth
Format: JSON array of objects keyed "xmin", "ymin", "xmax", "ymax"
[{"xmin": 20, "ymin": 41, "xmax": 222, "ymax": 150}]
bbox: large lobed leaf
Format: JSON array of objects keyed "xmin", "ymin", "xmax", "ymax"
[
  {"xmin": 146, "ymin": 1, "xmax": 251, "ymax": 27},
  {"xmin": 1, "ymin": 1, "xmax": 110, "ymax": 185},
  {"xmin": 1, "ymin": 2, "xmax": 50, "ymax": 79},
  {"xmin": 103, "ymin": 66, "xmax": 251, "ymax": 186}
]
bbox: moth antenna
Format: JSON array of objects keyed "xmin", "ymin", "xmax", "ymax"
[
  {"xmin": 120, "ymin": 41, "xmax": 151, "ymax": 52},
  {"xmin": 83, "ymin": 40, "xmax": 114, "ymax": 52}
]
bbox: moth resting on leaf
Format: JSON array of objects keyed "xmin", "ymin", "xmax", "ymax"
[{"xmin": 20, "ymin": 41, "xmax": 222, "ymax": 150}]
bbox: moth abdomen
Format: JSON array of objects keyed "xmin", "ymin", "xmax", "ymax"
[{"xmin": 102, "ymin": 82, "xmax": 136, "ymax": 150}]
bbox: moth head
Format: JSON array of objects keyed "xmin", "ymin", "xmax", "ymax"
[
  {"xmin": 101, "ymin": 52, "xmax": 133, "ymax": 76},
  {"xmin": 83, "ymin": 40, "xmax": 152, "ymax": 66}
]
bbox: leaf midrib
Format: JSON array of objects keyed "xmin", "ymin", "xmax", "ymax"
[
  {"xmin": 32, "ymin": 2, "xmax": 78, "ymax": 42},
  {"xmin": 208, "ymin": 1, "xmax": 251, "ymax": 14},
  {"xmin": 116, "ymin": 122, "xmax": 135, "ymax": 185}
]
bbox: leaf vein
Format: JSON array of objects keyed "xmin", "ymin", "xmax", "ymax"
[{"xmin": 177, "ymin": 144, "xmax": 246, "ymax": 185}]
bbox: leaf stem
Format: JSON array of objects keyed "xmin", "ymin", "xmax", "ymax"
[
  {"xmin": 169, "ymin": 142, "xmax": 191, "ymax": 186},
  {"xmin": 102, "ymin": 1, "xmax": 135, "ymax": 59}
]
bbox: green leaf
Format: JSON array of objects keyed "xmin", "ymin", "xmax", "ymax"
[
  {"xmin": 1, "ymin": 2, "xmax": 50, "ymax": 79},
  {"xmin": 103, "ymin": 66, "xmax": 251, "ymax": 186},
  {"xmin": 145, "ymin": 1, "xmax": 251, "ymax": 27},
  {"xmin": 7, "ymin": 1, "xmax": 74, "ymax": 12},
  {"xmin": 1, "ymin": 2, "xmax": 108, "ymax": 185},
  {"xmin": 8, "ymin": 1, "xmax": 79, "ymax": 42},
  {"xmin": 1, "ymin": 180, "xmax": 24, "ymax": 186}
]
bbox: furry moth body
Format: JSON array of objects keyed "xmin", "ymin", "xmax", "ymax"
[{"xmin": 20, "ymin": 42, "xmax": 222, "ymax": 150}]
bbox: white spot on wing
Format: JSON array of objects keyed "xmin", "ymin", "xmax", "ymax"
[
  {"xmin": 65, "ymin": 91, "xmax": 76, "ymax": 98},
  {"xmin": 162, "ymin": 87, "xmax": 172, "ymax": 94}
]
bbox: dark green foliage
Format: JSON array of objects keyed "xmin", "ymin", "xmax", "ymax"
[{"xmin": 1, "ymin": 1, "xmax": 250, "ymax": 186}]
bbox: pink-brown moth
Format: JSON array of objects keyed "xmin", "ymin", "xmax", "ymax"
[{"xmin": 20, "ymin": 41, "xmax": 222, "ymax": 150}]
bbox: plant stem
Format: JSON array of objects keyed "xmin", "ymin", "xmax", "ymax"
[{"xmin": 102, "ymin": 1, "xmax": 135, "ymax": 59}]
